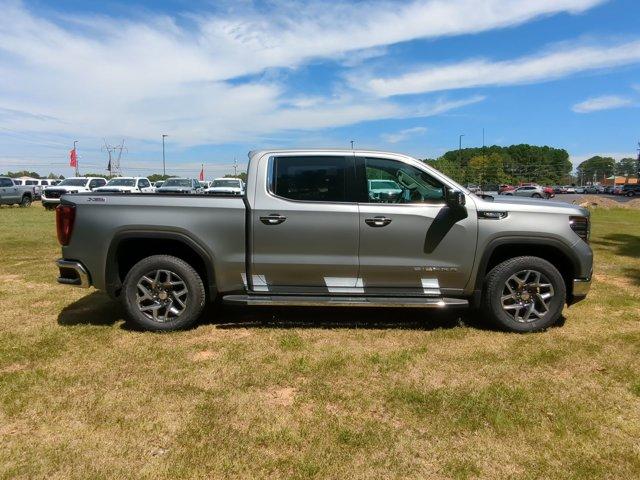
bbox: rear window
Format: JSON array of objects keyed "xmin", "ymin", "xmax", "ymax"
[{"xmin": 270, "ymin": 156, "xmax": 349, "ymax": 202}]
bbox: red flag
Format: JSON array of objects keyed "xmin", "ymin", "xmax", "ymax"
[
  {"xmin": 199, "ymin": 164, "xmax": 204, "ymax": 181},
  {"xmin": 69, "ymin": 148, "xmax": 78, "ymax": 168}
]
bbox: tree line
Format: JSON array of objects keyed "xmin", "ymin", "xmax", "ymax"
[{"xmin": 424, "ymin": 144, "xmax": 574, "ymax": 186}]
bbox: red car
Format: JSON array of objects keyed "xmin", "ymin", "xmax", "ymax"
[
  {"xmin": 499, "ymin": 184, "xmax": 515, "ymax": 193},
  {"xmin": 543, "ymin": 186, "xmax": 555, "ymax": 198}
]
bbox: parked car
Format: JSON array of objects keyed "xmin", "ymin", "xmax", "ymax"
[
  {"xmin": 153, "ymin": 181, "xmax": 164, "ymax": 189},
  {"xmin": 465, "ymin": 184, "xmax": 481, "ymax": 194},
  {"xmin": 621, "ymin": 184, "xmax": 640, "ymax": 197},
  {"xmin": 612, "ymin": 186, "xmax": 624, "ymax": 195},
  {"xmin": 564, "ymin": 186, "xmax": 576, "ymax": 194},
  {"xmin": 498, "ymin": 184, "xmax": 515, "ymax": 194},
  {"xmin": 500, "ymin": 185, "xmax": 549, "ymax": 198},
  {"xmin": 0, "ymin": 176, "xmax": 35, "ymax": 207},
  {"xmin": 542, "ymin": 186, "xmax": 555, "ymax": 198},
  {"xmin": 155, "ymin": 178, "xmax": 203, "ymax": 194},
  {"xmin": 365, "ymin": 179, "xmax": 402, "ymax": 202},
  {"xmin": 575, "ymin": 186, "xmax": 586, "ymax": 194},
  {"xmin": 41, "ymin": 177, "xmax": 107, "ymax": 210},
  {"xmin": 553, "ymin": 185, "xmax": 567, "ymax": 194},
  {"xmin": 94, "ymin": 177, "xmax": 154, "ymax": 194},
  {"xmin": 205, "ymin": 178, "xmax": 246, "ymax": 196},
  {"xmin": 55, "ymin": 148, "xmax": 592, "ymax": 334}
]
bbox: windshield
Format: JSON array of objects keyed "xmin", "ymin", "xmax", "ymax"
[
  {"xmin": 212, "ymin": 179, "xmax": 240, "ymax": 188},
  {"xmin": 58, "ymin": 179, "xmax": 88, "ymax": 187},
  {"xmin": 106, "ymin": 178, "xmax": 136, "ymax": 187},
  {"xmin": 370, "ymin": 180, "xmax": 399, "ymax": 190},
  {"xmin": 163, "ymin": 179, "xmax": 191, "ymax": 187}
]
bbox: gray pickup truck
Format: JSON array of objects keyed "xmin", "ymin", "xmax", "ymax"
[
  {"xmin": 55, "ymin": 149, "xmax": 592, "ymax": 332},
  {"xmin": 0, "ymin": 177, "xmax": 35, "ymax": 207}
]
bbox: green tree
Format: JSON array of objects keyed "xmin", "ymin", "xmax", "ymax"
[
  {"xmin": 148, "ymin": 174, "xmax": 175, "ymax": 182},
  {"xmin": 576, "ymin": 156, "xmax": 615, "ymax": 183},
  {"xmin": 466, "ymin": 153, "xmax": 507, "ymax": 186},
  {"xmin": 615, "ymin": 158, "xmax": 637, "ymax": 176},
  {"xmin": 4, "ymin": 170, "xmax": 41, "ymax": 178},
  {"xmin": 224, "ymin": 172, "xmax": 247, "ymax": 182}
]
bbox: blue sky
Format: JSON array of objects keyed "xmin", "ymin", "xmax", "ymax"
[{"xmin": 0, "ymin": 0, "xmax": 639, "ymax": 178}]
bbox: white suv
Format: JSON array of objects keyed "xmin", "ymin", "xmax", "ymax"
[
  {"xmin": 41, "ymin": 177, "xmax": 107, "ymax": 209},
  {"xmin": 94, "ymin": 177, "xmax": 154, "ymax": 194}
]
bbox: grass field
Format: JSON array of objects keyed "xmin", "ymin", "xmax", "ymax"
[{"xmin": 1, "ymin": 203, "xmax": 639, "ymax": 479}]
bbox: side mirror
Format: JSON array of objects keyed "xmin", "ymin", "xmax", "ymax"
[{"xmin": 445, "ymin": 189, "xmax": 466, "ymax": 208}]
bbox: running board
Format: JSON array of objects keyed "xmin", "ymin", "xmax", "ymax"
[{"xmin": 222, "ymin": 295, "xmax": 468, "ymax": 308}]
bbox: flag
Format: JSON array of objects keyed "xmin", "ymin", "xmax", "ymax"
[
  {"xmin": 199, "ymin": 164, "xmax": 204, "ymax": 181},
  {"xmin": 69, "ymin": 148, "xmax": 78, "ymax": 168}
]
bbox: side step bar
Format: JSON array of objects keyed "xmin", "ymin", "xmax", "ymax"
[{"xmin": 222, "ymin": 295, "xmax": 468, "ymax": 308}]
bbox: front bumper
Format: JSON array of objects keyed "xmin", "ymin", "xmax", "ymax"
[
  {"xmin": 56, "ymin": 259, "xmax": 91, "ymax": 288},
  {"xmin": 570, "ymin": 274, "xmax": 592, "ymax": 304},
  {"xmin": 42, "ymin": 197, "xmax": 61, "ymax": 205}
]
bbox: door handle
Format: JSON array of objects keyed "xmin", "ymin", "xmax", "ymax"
[
  {"xmin": 365, "ymin": 216, "xmax": 392, "ymax": 227},
  {"xmin": 260, "ymin": 213, "xmax": 287, "ymax": 225}
]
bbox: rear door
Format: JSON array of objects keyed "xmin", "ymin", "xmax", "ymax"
[
  {"xmin": 356, "ymin": 156, "xmax": 477, "ymax": 296},
  {"xmin": 250, "ymin": 154, "xmax": 360, "ymax": 293}
]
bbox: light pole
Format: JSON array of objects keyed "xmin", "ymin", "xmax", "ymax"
[
  {"xmin": 162, "ymin": 134, "xmax": 168, "ymax": 176},
  {"xmin": 73, "ymin": 140, "xmax": 79, "ymax": 177},
  {"xmin": 458, "ymin": 134, "xmax": 465, "ymax": 163}
]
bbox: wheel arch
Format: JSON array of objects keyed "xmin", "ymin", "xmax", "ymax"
[
  {"xmin": 472, "ymin": 236, "xmax": 580, "ymax": 304},
  {"xmin": 105, "ymin": 229, "xmax": 217, "ymax": 300}
]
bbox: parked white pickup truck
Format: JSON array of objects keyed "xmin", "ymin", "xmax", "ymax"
[
  {"xmin": 42, "ymin": 177, "xmax": 107, "ymax": 210},
  {"xmin": 94, "ymin": 177, "xmax": 154, "ymax": 194}
]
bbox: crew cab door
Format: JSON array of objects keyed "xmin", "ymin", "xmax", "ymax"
[
  {"xmin": 250, "ymin": 154, "xmax": 360, "ymax": 293},
  {"xmin": 356, "ymin": 156, "xmax": 477, "ymax": 295},
  {"xmin": 0, "ymin": 178, "xmax": 18, "ymax": 203}
]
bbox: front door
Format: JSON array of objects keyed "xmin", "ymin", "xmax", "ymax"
[
  {"xmin": 357, "ymin": 156, "xmax": 477, "ymax": 296},
  {"xmin": 250, "ymin": 155, "xmax": 360, "ymax": 294}
]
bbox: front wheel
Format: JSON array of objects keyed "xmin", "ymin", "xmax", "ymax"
[
  {"xmin": 19, "ymin": 195, "xmax": 32, "ymax": 207},
  {"xmin": 481, "ymin": 256, "xmax": 566, "ymax": 332},
  {"xmin": 121, "ymin": 255, "xmax": 206, "ymax": 331},
  {"xmin": 532, "ymin": 193, "xmax": 542, "ymax": 198}
]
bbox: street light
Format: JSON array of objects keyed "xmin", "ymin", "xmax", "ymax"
[
  {"xmin": 458, "ymin": 134, "xmax": 465, "ymax": 163},
  {"xmin": 162, "ymin": 134, "xmax": 168, "ymax": 176}
]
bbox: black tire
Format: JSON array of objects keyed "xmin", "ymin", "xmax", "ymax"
[
  {"xmin": 19, "ymin": 195, "xmax": 32, "ymax": 207},
  {"xmin": 481, "ymin": 256, "xmax": 566, "ymax": 333},
  {"xmin": 532, "ymin": 193, "xmax": 542, "ymax": 198},
  {"xmin": 121, "ymin": 255, "xmax": 206, "ymax": 331}
]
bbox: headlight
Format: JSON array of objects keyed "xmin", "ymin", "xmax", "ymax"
[{"xmin": 570, "ymin": 216, "xmax": 590, "ymax": 243}]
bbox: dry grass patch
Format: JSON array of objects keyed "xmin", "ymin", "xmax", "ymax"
[{"xmin": 0, "ymin": 204, "xmax": 639, "ymax": 479}]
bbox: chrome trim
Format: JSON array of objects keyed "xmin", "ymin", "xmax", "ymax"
[
  {"xmin": 222, "ymin": 294, "xmax": 469, "ymax": 308},
  {"xmin": 572, "ymin": 277, "xmax": 592, "ymax": 298},
  {"xmin": 56, "ymin": 259, "xmax": 90, "ymax": 288}
]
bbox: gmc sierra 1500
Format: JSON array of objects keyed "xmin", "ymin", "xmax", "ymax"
[{"xmin": 55, "ymin": 149, "xmax": 592, "ymax": 332}]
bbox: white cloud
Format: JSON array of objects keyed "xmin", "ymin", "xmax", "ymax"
[
  {"xmin": 572, "ymin": 95, "xmax": 634, "ymax": 113},
  {"xmin": 382, "ymin": 127, "xmax": 427, "ymax": 144},
  {"xmin": 364, "ymin": 39, "xmax": 640, "ymax": 97},
  {"xmin": 0, "ymin": 0, "xmax": 605, "ymax": 148}
]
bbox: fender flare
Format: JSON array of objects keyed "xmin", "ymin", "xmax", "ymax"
[{"xmin": 105, "ymin": 228, "xmax": 217, "ymax": 298}]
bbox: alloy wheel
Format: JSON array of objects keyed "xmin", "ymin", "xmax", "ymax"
[
  {"xmin": 136, "ymin": 269, "xmax": 188, "ymax": 322},
  {"xmin": 500, "ymin": 269, "xmax": 554, "ymax": 323}
]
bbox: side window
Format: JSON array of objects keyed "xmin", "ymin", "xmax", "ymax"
[
  {"xmin": 364, "ymin": 157, "xmax": 444, "ymax": 204},
  {"xmin": 139, "ymin": 179, "xmax": 150, "ymax": 188},
  {"xmin": 41, "ymin": 180, "xmax": 49, "ymax": 186},
  {"xmin": 89, "ymin": 179, "xmax": 105, "ymax": 189},
  {"xmin": 271, "ymin": 156, "xmax": 348, "ymax": 202},
  {"xmin": 0, "ymin": 178, "xmax": 13, "ymax": 187}
]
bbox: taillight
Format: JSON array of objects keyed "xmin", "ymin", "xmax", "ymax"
[
  {"xmin": 570, "ymin": 216, "xmax": 590, "ymax": 243},
  {"xmin": 56, "ymin": 204, "xmax": 76, "ymax": 246}
]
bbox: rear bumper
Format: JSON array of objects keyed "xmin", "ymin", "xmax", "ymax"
[{"xmin": 56, "ymin": 259, "xmax": 91, "ymax": 288}]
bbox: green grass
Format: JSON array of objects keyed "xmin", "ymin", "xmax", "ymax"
[{"xmin": 0, "ymin": 203, "xmax": 639, "ymax": 479}]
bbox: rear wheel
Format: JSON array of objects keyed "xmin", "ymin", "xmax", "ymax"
[
  {"xmin": 481, "ymin": 256, "xmax": 566, "ymax": 332},
  {"xmin": 121, "ymin": 255, "xmax": 206, "ymax": 331},
  {"xmin": 19, "ymin": 195, "xmax": 32, "ymax": 207},
  {"xmin": 532, "ymin": 193, "xmax": 542, "ymax": 198}
]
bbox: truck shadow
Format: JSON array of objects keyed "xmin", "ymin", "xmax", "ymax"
[
  {"xmin": 58, "ymin": 292, "xmax": 567, "ymax": 332},
  {"xmin": 591, "ymin": 233, "xmax": 640, "ymax": 286}
]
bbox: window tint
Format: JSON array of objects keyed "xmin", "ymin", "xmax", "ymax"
[
  {"xmin": 0, "ymin": 178, "xmax": 13, "ymax": 187},
  {"xmin": 364, "ymin": 157, "xmax": 444, "ymax": 204},
  {"xmin": 271, "ymin": 156, "xmax": 348, "ymax": 202},
  {"xmin": 139, "ymin": 179, "xmax": 150, "ymax": 188},
  {"xmin": 25, "ymin": 180, "xmax": 38, "ymax": 185}
]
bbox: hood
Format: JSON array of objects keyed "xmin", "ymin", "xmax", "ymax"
[
  {"xmin": 206, "ymin": 186, "xmax": 241, "ymax": 192},
  {"xmin": 94, "ymin": 186, "xmax": 136, "ymax": 192},
  {"xmin": 475, "ymin": 194, "xmax": 589, "ymax": 216},
  {"xmin": 157, "ymin": 187, "xmax": 192, "ymax": 192}
]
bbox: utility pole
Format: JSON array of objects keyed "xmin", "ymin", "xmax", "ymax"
[
  {"xmin": 102, "ymin": 139, "xmax": 126, "ymax": 176},
  {"xmin": 458, "ymin": 134, "xmax": 465, "ymax": 163},
  {"xmin": 350, "ymin": 140, "xmax": 355, "ymax": 150},
  {"xmin": 162, "ymin": 134, "xmax": 168, "ymax": 177},
  {"xmin": 233, "ymin": 157, "xmax": 238, "ymax": 176}
]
